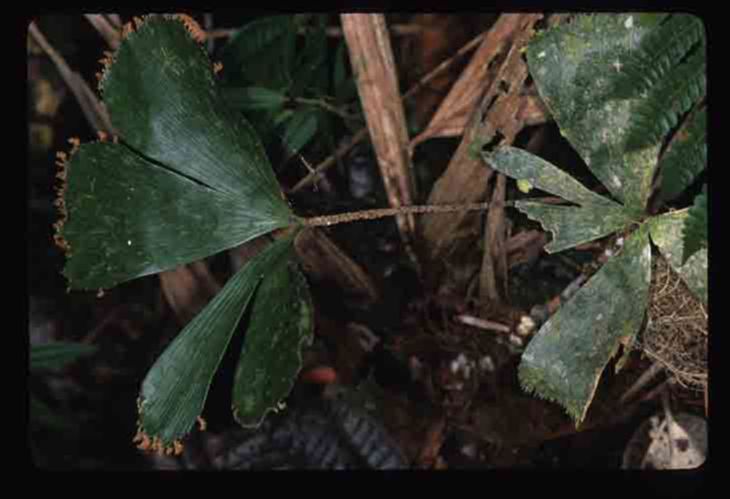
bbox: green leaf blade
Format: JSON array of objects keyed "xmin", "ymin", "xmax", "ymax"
[
  {"xmin": 625, "ymin": 45, "xmax": 706, "ymax": 151},
  {"xmin": 137, "ymin": 235, "xmax": 296, "ymax": 448},
  {"xmin": 608, "ymin": 14, "xmax": 704, "ymax": 101},
  {"xmin": 487, "ymin": 146, "xmax": 624, "ymax": 207},
  {"xmin": 279, "ymin": 109, "xmax": 318, "ymax": 160},
  {"xmin": 519, "ymin": 224, "xmax": 652, "ymax": 425},
  {"xmin": 289, "ymin": 18, "xmax": 328, "ymax": 97},
  {"xmin": 682, "ymin": 187, "xmax": 708, "ymax": 265},
  {"xmin": 232, "ymin": 247, "xmax": 313, "ymax": 428},
  {"xmin": 658, "ymin": 107, "xmax": 707, "ymax": 204},
  {"xmin": 221, "ymin": 86, "xmax": 287, "ymax": 112},
  {"xmin": 59, "ymin": 143, "xmax": 293, "ymax": 290},
  {"xmin": 515, "ymin": 201, "xmax": 630, "ymax": 254},
  {"xmin": 486, "ymin": 147, "xmax": 633, "ymax": 252},
  {"xmin": 526, "ymin": 14, "xmax": 665, "ymax": 212},
  {"xmin": 101, "ymin": 16, "xmax": 290, "ymax": 219},
  {"xmin": 220, "ymin": 16, "xmax": 296, "ymax": 91},
  {"xmin": 649, "ymin": 209, "xmax": 708, "ymax": 305},
  {"xmin": 30, "ymin": 342, "xmax": 97, "ymax": 372}
]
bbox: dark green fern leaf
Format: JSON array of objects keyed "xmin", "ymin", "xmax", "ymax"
[
  {"xmin": 610, "ymin": 14, "xmax": 704, "ymax": 100},
  {"xmin": 658, "ymin": 106, "xmax": 707, "ymax": 203},
  {"xmin": 220, "ymin": 16, "xmax": 297, "ymax": 91},
  {"xmin": 625, "ymin": 45, "xmax": 706, "ymax": 151},
  {"xmin": 682, "ymin": 186, "xmax": 707, "ymax": 265}
]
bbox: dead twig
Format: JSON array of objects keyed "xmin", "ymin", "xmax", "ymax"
[
  {"xmin": 105, "ymin": 14, "xmax": 122, "ymax": 29},
  {"xmin": 420, "ymin": 14, "xmax": 543, "ymax": 290},
  {"xmin": 620, "ymin": 362, "xmax": 666, "ymax": 406},
  {"xmin": 84, "ymin": 14, "xmax": 121, "ymax": 50},
  {"xmin": 289, "ymin": 31, "xmax": 486, "ymax": 194},
  {"xmin": 29, "ymin": 22, "xmax": 115, "ymax": 134},
  {"xmin": 203, "ymin": 13, "xmax": 214, "ymax": 53},
  {"xmin": 454, "ymin": 314, "xmax": 511, "ymax": 334},
  {"xmin": 81, "ymin": 306, "xmax": 124, "ymax": 345},
  {"xmin": 289, "ymin": 128, "xmax": 368, "ymax": 193},
  {"xmin": 417, "ymin": 416, "xmax": 447, "ymax": 468},
  {"xmin": 205, "ymin": 24, "xmax": 423, "ymax": 41}
]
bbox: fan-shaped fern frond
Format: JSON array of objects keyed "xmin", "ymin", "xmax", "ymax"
[
  {"xmin": 625, "ymin": 45, "xmax": 706, "ymax": 151},
  {"xmin": 657, "ymin": 106, "xmax": 707, "ymax": 203},
  {"xmin": 610, "ymin": 14, "xmax": 704, "ymax": 100}
]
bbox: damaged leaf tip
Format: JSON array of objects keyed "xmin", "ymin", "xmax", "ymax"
[
  {"xmin": 172, "ymin": 13, "xmax": 207, "ymax": 44},
  {"xmin": 52, "ymin": 139, "xmax": 82, "ymax": 256},
  {"xmin": 134, "ymin": 402, "xmax": 186, "ymax": 456}
]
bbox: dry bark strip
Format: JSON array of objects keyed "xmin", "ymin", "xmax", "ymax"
[
  {"xmin": 480, "ymin": 173, "xmax": 508, "ymax": 306},
  {"xmin": 411, "ymin": 19, "xmax": 513, "ymax": 147},
  {"xmin": 340, "ymin": 14, "xmax": 420, "ymax": 271},
  {"xmin": 420, "ymin": 14, "xmax": 544, "ymax": 296}
]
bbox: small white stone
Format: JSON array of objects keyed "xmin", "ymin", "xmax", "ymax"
[
  {"xmin": 450, "ymin": 359, "xmax": 460, "ymax": 374},
  {"xmin": 605, "ymin": 249, "xmax": 614, "ymax": 258},
  {"xmin": 461, "ymin": 443, "xmax": 478, "ymax": 458},
  {"xmin": 625, "ymin": 16, "xmax": 634, "ymax": 29},
  {"xmin": 616, "ymin": 237, "xmax": 624, "ymax": 247},
  {"xmin": 127, "ymin": 240, "xmax": 132, "ymax": 246},
  {"xmin": 479, "ymin": 356, "xmax": 495, "ymax": 373},
  {"xmin": 509, "ymin": 334, "xmax": 524, "ymax": 347},
  {"xmin": 517, "ymin": 315, "xmax": 536, "ymax": 336},
  {"xmin": 537, "ymin": 51, "xmax": 546, "ymax": 59}
]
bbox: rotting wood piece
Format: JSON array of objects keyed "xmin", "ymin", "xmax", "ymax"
[{"xmin": 420, "ymin": 14, "xmax": 544, "ymax": 293}]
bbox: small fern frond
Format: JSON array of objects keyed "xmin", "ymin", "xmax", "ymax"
[
  {"xmin": 610, "ymin": 14, "xmax": 705, "ymax": 100},
  {"xmin": 625, "ymin": 45, "xmax": 706, "ymax": 151},
  {"xmin": 682, "ymin": 185, "xmax": 707, "ymax": 265},
  {"xmin": 658, "ymin": 106, "xmax": 707, "ymax": 203}
]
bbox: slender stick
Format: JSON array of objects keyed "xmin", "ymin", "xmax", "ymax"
[
  {"xmin": 84, "ymin": 14, "xmax": 121, "ymax": 49},
  {"xmin": 105, "ymin": 14, "xmax": 123, "ymax": 29},
  {"xmin": 205, "ymin": 24, "xmax": 423, "ymax": 40},
  {"xmin": 303, "ymin": 202, "xmax": 493, "ymax": 227},
  {"xmin": 29, "ymin": 22, "xmax": 115, "ymax": 134},
  {"xmin": 289, "ymin": 31, "xmax": 486, "ymax": 194}
]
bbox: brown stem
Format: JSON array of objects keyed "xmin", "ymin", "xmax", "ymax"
[{"xmin": 304, "ymin": 202, "xmax": 492, "ymax": 228}]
